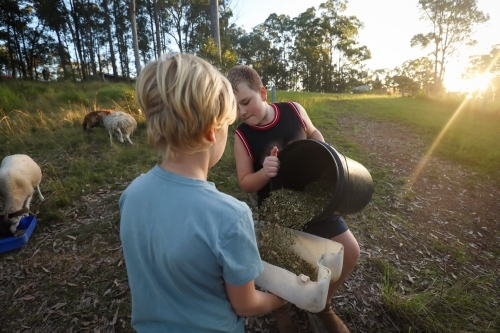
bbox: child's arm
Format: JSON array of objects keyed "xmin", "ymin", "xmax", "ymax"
[
  {"xmin": 234, "ymin": 134, "xmax": 279, "ymax": 193},
  {"xmin": 226, "ymin": 280, "xmax": 287, "ymax": 317},
  {"xmin": 292, "ymin": 102, "xmax": 325, "ymax": 142}
]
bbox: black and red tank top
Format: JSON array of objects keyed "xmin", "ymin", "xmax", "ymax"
[{"xmin": 235, "ymin": 102, "xmax": 307, "ymax": 204}]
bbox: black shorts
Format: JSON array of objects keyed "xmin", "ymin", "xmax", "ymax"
[{"xmin": 302, "ymin": 215, "xmax": 349, "ymax": 240}]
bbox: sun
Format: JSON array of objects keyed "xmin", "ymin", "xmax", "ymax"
[{"xmin": 446, "ymin": 73, "xmax": 493, "ymax": 96}]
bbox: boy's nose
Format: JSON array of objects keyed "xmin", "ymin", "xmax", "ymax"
[{"xmin": 238, "ymin": 106, "xmax": 247, "ymax": 116}]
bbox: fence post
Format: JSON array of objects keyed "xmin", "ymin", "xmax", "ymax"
[{"xmin": 272, "ymin": 85, "xmax": 276, "ymax": 103}]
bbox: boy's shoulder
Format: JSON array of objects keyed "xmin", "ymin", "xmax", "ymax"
[{"xmin": 209, "ymin": 188, "xmax": 251, "ymax": 215}]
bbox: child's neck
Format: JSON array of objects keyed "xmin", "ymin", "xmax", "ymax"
[
  {"xmin": 258, "ymin": 104, "xmax": 274, "ymax": 126},
  {"xmin": 160, "ymin": 152, "xmax": 209, "ymax": 181}
]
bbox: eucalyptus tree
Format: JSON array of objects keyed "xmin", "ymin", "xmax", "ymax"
[
  {"xmin": 400, "ymin": 57, "xmax": 433, "ymax": 92},
  {"xmin": 410, "ymin": 0, "xmax": 489, "ymax": 93},
  {"xmin": 210, "ymin": 0, "xmax": 221, "ymax": 62},
  {"xmin": 368, "ymin": 68, "xmax": 392, "ymax": 91},
  {"xmin": 318, "ymin": 0, "xmax": 370, "ymax": 92},
  {"xmin": 465, "ymin": 45, "xmax": 500, "ymax": 100},
  {"xmin": 465, "ymin": 45, "xmax": 500, "ymax": 77},
  {"xmin": 235, "ymin": 26, "xmax": 277, "ymax": 86},
  {"xmin": 290, "ymin": 7, "xmax": 324, "ymax": 91},
  {"xmin": 216, "ymin": 0, "xmax": 240, "ymax": 71},
  {"xmin": 261, "ymin": 13, "xmax": 293, "ymax": 90},
  {"xmin": 162, "ymin": 0, "xmax": 191, "ymax": 53},
  {"xmin": 0, "ymin": 0, "xmax": 58, "ymax": 79},
  {"xmin": 113, "ymin": 0, "xmax": 132, "ymax": 79},
  {"xmin": 0, "ymin": 0, "xmax": 33, "ymax": 78},
  {"xmin": 130, "ymin": 0, "xmax": 142, "ymax": 75},
  {"xmin": 33, "ymin": 0, "xmax": 72, "ymax": 78},
  {"xmin": 101, "ymin": 0, "xmax": 118, "ymax": 78},
  {"xmin": 62, "ymin": 0, "xmax": 89, "ymax": 80}
]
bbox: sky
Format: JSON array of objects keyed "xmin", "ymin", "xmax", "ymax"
[{"xmin": 231, "ymin": 0, "xmax": 500, "ymax": 90}]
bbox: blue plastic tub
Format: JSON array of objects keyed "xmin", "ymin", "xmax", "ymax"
[{"xmin": 0, "ymin": 215, "xmax": 37, "ymax": 253}]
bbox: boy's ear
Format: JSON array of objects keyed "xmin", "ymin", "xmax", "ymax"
[
  {"xmin": 205, "ymin": 126, "xmax": 217, "ymax": 143},
  {"xmin": 260, "ymin": 86, "xmax": 267, "ymax": 101}
]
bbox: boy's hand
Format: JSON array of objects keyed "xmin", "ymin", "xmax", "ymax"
[{"xmin": 262, "ymin": 147, "xmax": 280, "ymax": 178}]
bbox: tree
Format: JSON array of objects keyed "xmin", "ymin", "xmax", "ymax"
[
  {"xmin": 209, "ymin": 0, "xmax": 221, "ymax": 63},
  {"xmin": 102, "ymin": 0, "xmax": 118, "ymax": 79},
  {"xmin": 465, "ymin": 44, "xmax": 500, "ymax": 101},
  {"xmin": 410, "ymin": 0, "xmax": 489, "ymax": 93},
  {"xmin": 401, "ymin": 57, "xmax": 433, "ymax": 93},
  {"xmin": 130, "ymin": 0, "xmax": 141, "ymax": 76}
]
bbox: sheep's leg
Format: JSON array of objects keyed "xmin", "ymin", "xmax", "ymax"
[
  {"xmin": 36, "ymin": 185, "xmax": 45, "ymax": 201},
  {"xmin": 109, "ymin": 130, "xmax": 114, "ymax": 146},
  {"xmin": 23, "ymin": 192, "xmax": 34, "ymax": 210},
  {"xmin": 125, "ymin": 133, "xmax": 134, "ymax": 145},
  {"xmin": 116, "ymin": 128, "xmax": 124, "ymax": 143}
]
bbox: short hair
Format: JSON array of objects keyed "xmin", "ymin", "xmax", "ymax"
[
  {"xmin": 226, "ymin": 65, "xmax": 264, "ymax": 93},
  {"xmin": 135, "ymin": 53, "xmax": 236, "ymax": 160}
]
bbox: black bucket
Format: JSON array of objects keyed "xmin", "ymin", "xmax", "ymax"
[{"xmin": 270, "ymin": 139, "xmax": 374, "ymax": 222}]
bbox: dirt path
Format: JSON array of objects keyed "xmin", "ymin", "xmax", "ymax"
[
  {"xmin": 338, "ymin": 115, "xmax": 500, "ymax": 265},
  {"xmin": 329, "ymin": 114, "xmax": 500, "ymax": 332}
]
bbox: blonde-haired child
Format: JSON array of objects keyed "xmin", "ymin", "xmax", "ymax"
[
  {"xmin": 120, "ymin": 54, "xmax": 287, "ymax": 333},
  {"xmin": 227, "ymin": 64, "xmax": 358, "ymax": 333}
]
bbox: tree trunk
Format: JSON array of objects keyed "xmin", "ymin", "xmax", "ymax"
[
  {"xmin": 55, "ymin": 30, "xmax": 69, "ymax": 78},
  {"xmin": 130, "ymin": 0, "xmax": 141, "ymax": 76},
  {"xmin": 210, "ymin": 0, "xmax": 221, "ymax": 63},
  {"xmin": 67, "ymin": 0, "xmax": 87, "ymax": 80},
  {"xmin": 146, "ymin": 0, "xmax": 157, "ymax": 58},
  {"xmin": 153, "ymin": 0, "xmax": 162, "ymax": 59},
  {"xmin": 103, "ymin": 0, "xmax": 118, "ymax": 79}
]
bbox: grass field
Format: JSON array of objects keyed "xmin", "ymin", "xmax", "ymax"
[{"xmin": 0, "ymin": 81, "xmax": 499, "ymax": 332}]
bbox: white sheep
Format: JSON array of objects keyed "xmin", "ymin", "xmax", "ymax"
[
  {"xmin": 103, "ymin": 111, "xmax": 137, "ymax": 145},
  {"xmin": 0, "ymin": 154, "xmax": 44, "ymax": 237},
  {"xmin": 82, "ymin": 109, "xmax": 114, "ymax": 131}
]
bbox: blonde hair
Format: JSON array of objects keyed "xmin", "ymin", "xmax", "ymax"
[
  {"xmin": 135, "ymin": 53, "xmax": 236, "ymax": 160},
  {"xmin": 226, "ymin": 65, "xmax": 263, "ymax": 93}
]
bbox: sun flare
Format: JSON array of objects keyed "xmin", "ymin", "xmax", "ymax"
[{"xmin": 446, "ymin": 73, "xmax": 493, "ymax": 95}]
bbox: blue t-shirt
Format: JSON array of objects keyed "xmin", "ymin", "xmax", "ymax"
[{"xmin": 119, "ymin": 166, "xmax": 263, "ymax": 333}]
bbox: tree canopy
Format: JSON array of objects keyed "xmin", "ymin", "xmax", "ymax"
[
  {"xmin": 0, "ymin": 0, "xmax": 371, "ymax": 93},
  {"xmin": 410, "ymin": 0, "xmax": 489, "ymax": 92}
]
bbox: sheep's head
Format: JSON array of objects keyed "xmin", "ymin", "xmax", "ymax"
[{"xmin": 0, "ymin": 208, "xmax": 30, "ymax": 238}]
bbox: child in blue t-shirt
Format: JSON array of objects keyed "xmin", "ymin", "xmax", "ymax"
[
  {"xmin": 119, "ymin": 54, "xmax": 287, "ymax": 333},
  {"xmin": 227, "ymin": 65, "xmax": 359, "ymax": 333}
]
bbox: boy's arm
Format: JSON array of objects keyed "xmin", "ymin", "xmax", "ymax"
[
  {"xmin": 226, "ymin": 280, "xmax": 287, "ymax": 317},
  {"xmin": 293, "ymin": 102, "xmax": 325, "ymax": 142},
  {"xmin": 234, "ymin": 134, "xmax": 279, "ymax": 193}
]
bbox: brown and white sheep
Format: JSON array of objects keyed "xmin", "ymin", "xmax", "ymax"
[
  {"xmin": 0, "ymin": 154, "xmax": 44, "ymax": 237},
  {"xmin": 82, "ymin": 109, "xmax": 114, "ymax": 131},
  {"xmin": 103, "ymin": 111, "xmax": 137, "ymax": 145}
]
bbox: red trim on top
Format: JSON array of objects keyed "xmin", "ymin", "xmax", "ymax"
[
  {"xmin": 288, "ymin": 102, "xmax": 307, "ymax": 132},
  {"xmin": 235, "ymin": 129, "xmax": 254, "ymax": 162},
  {"xmin": 248, "ymin": 104, "xmax": 280, "ymax": 131}
]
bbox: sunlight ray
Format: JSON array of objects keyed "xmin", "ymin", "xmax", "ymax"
[{"xmin": 405, "ymin": 49, "xmax": 500, "ymax": 191}]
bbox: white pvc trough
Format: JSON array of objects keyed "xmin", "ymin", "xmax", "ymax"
[{"xmin": 255, "ymin": 228, "xmax": 344, "ymax": 313}]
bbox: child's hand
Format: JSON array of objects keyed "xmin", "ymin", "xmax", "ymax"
[{"xmin": 262, "ymin": 147, "xmax": 280, "ymax": 178}]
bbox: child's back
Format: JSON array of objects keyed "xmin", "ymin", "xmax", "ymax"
[{"xmin": 120, "ymin": 166, "xmax": 261, "ymax": 332}]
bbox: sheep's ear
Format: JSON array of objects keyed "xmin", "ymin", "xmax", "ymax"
[{"xmin": 2, "ymin": 213, "xmax": 8, "ymax": 222}]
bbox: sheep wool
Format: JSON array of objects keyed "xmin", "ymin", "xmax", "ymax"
[
  {"xmin": 0, "ymin": 154, "xmax": 44, "ymax": 235},
  {"xmin": 82, "ymin": 109, "xmax": 114, "ymax": 131},
  {"xmin": 103, "ymin": 111, "xmax": 137, "ymax": 145}
]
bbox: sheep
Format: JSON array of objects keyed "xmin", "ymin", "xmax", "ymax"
[
  {"xmin": 82, "ymin": 109, "xmax": 114, "ymax": 131},
  {"xmin": 103, "ymin": 111, "xmax": 137, "ymax": 145},
  {"xmin": 0, "ymin": 154, "xmax": 44, "ymax": 237},
  {"xmin": 0, "ymin": 208, "xmax": 29, "ymax": 238}
]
